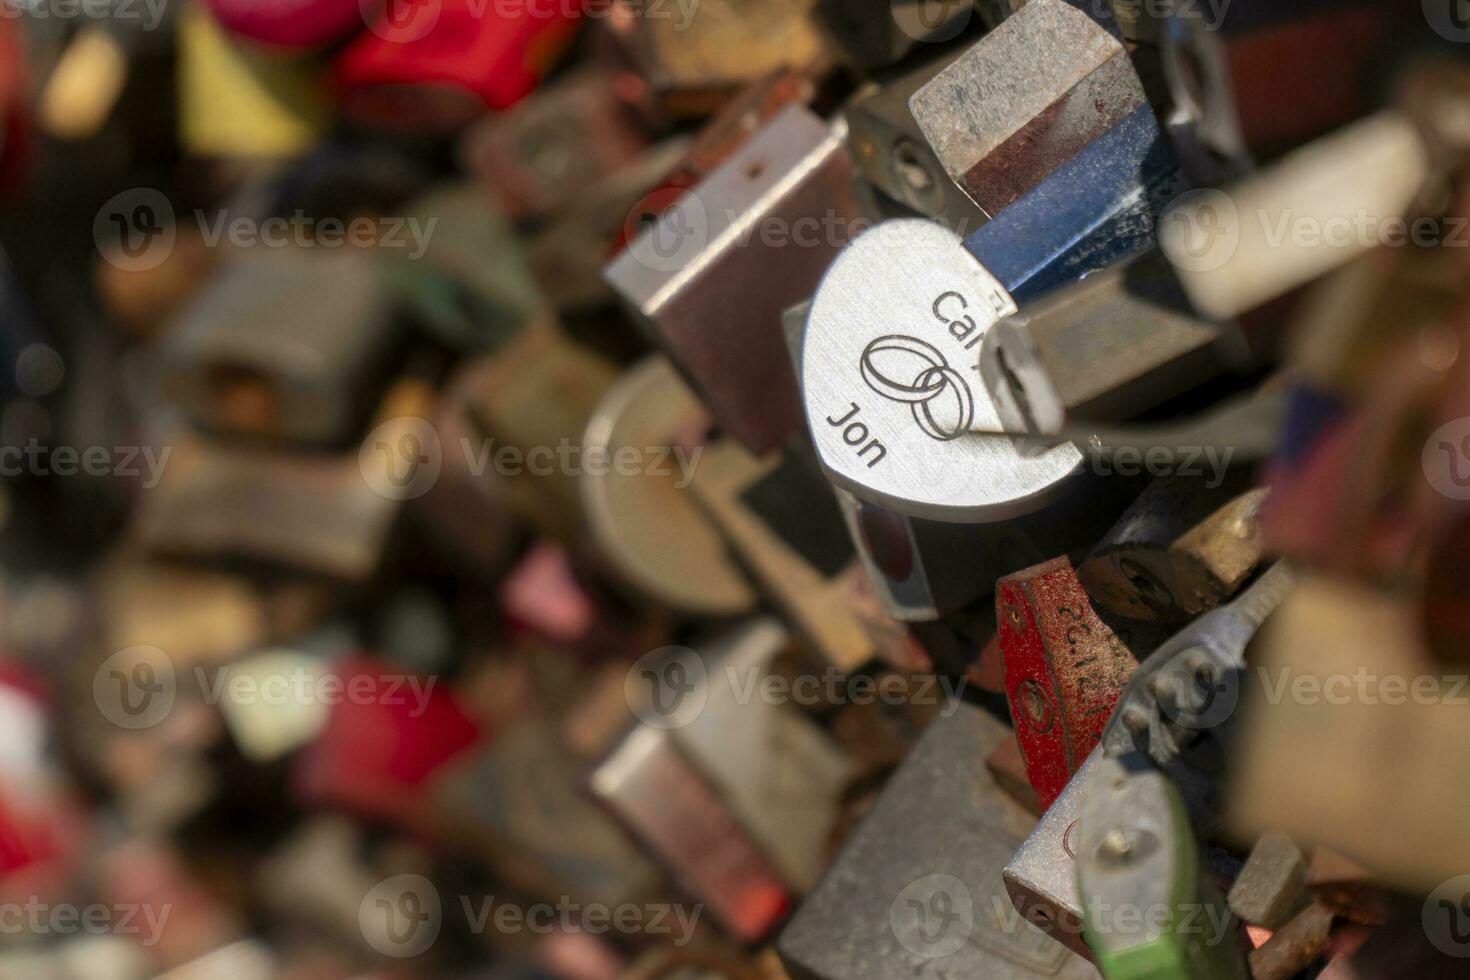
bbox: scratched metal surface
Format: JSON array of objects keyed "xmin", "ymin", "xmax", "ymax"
[{"xmin": 802, "ymin": 218, "xmax": 1082, "ymax": 522}]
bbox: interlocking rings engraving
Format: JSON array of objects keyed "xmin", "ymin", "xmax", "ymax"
[{"xmin": 859, "ymin": 335, "xmax": 975, "ymax": 441}]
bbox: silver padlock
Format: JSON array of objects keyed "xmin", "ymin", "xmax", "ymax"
[
  {"xmin": 909, "ymin": 0, "xmax": 1145, "ymax": 217},
  {"xmin": 843, "ymin": 53, "xmax": 988, "ymax": 231},
  {"xmin": 801, "ymin": 218, "xmax": 1081, "ymax": 522},
  {"xmin": 977, "ymin": 251, "xmax": 1243, "ymax": 437}
]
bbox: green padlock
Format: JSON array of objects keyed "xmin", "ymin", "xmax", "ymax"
[
  {"xmin": 380, "ymin": 182, "xmax": 547, "ymax": 355},
  {"xmin": 1077, "ymin": 754, "xmax": 1248, "ymax": 980}
]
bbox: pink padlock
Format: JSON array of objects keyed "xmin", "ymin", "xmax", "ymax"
[{"xmin": 204, "ymin": 0, "xmax": 365, "ymax": 49}]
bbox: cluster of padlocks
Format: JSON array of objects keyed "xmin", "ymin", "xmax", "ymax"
[{"xmin": 0, "ymin": 0, "xmax": 1466, "ymax": 977}]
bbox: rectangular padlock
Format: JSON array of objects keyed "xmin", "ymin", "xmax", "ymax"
[
  {"xmin": 1161, "ymin": 111, "xmax": 1431, "ymax": 321},
  {"xmin": 659, "ymin": 619, "xmax": 855, "ymax": 893},
  {"xmin": 610, "ymin": 68, "xmax": 821, "ymax": 256},
  {"xmin": 459, "ymin": 66, "xmax": 659, "ymax": 223},
  {"xmin": 961, "ymin": 102, "xmax": 1182, "ymax": 303},
  {"xmin": 211, "ymin": 649, "xmax": 334, "ymax": 765},
  {"xmin": 294, "ymin": 654, "xmax": 481, "ymax": 833},
  {"xmin": 833, "ymin": 487, "xmax": 998, "ymax": 621},
  {"xmin": 94, "ymin": 555, "xmax": 273, "ymax": 668},
  {"xmin": 204, "ymin": 0, "xmax": 363, "ymax": 47},
  {"xmin": 1003, "ymin": 748, "xmax": 1098, "ymax": 961},
  {"xmin": 605, "ymin": 0, "xmax": 827, "ymax": 116},
  {"xmin": 590, "ymin": 724, "xmax": 791, "ymax": 944},
  {"xmin": 777, "ymin": 702, "xmax": 1097, "ymax": 979},
  {"xmin": 178, "ymin": 4, "xmax": 330, "ymax": 159},
  {"xmin": 843, "ymin": 52, "xmax": 989, "ymax": 230},
  {"xmin": 1227, "ymin": 831, "xmax": 1310, "ymax": 931},
  {"xmin": 379, "ymin": 182, "xmax": 549, "ymax": 356},
  {"xmin": 605, "ymin": 104, "xmax": 863, "ymax": 453},
  {"xmin": 1076, "ymin": 753, "xmax": 1248, "ymax": 980},
  {"xmin": 413, "ymin": 355, "xmax": 521, "ymax": 573},
  {"xmin": 1246, "ymin": 901, "xmax": 1335, "ymax": 980},
  {"xmin": 134, "ymin": 422, "xmax": 403, "ymax": 582},
  {"xmin": 977, "ymin": 251, "xmax": 1242, "ymax": 438},
  {"xmin": 160, "ymin": 248, "xmax": 400, "ymax": 447},
  {"xmin": 498, "ymin": 542, "xmax": 667, "ymax": 664},
  {"xmin": 1287, "ymin": 237, "xmax": 1467, "ymax": 405},
  {"xmin": 433, "ymin": 714, "xmax": 664, "ymax": 909},
  {"xmin": 686, "ymin": 442, "xmax": 922, "ymax": 672},
  {"xmin": 1155, "ymin": 0, "xmax": 1395, "ymax": 163},
  {"xmin": 463, "ymin": 320, "xmax": 621, "ymax": 541},
  {"xmin": 1226, "ymin": 575, "xmax": 1470, "ymax": 897},
  {"xmin": 255, "ymin": 817, "xmax": 388, "ymax": 952},
  {"xmin": 996, "ymin": 556, "xmax": 1169, "ymax": 809},
  {"xmin": 1306, "ymin": 848, "xmax": 1389, "ymax": 927},
  {"xmin": 528, "ymin": 138, "xmax": 692, "ymax": 312},
  {"xmin": 909, "ymin": 0, "xmax": 1146, "ymax": 217},
  {"xmin": 813, "ymin": 0, "xmax": 976, "ymax": 70},
  {"xmin": 1079, "ymin": 473, "xmax": 1269, "ymax": 623},
  {"xmin": 333, "ymin": 0, "xmax": 581, "ymax": 133}
]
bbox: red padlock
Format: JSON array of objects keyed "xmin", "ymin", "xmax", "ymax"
[
  {"xmin": 204, "ymin": 0, "xmax": 365, "ymax": 48},
  {"xmin": 0, "ymin": 17, "xmax": 29, "ymax": 198},
  {"xmin": 996, "ymin": 557, "xmax": 1167, "ymax": 810},
  {"xmin": 334, "ymin": 0, "xmax": 581, "ymax": 133},
  {"xmin": 294, "ymin": 655, "xmax": 482, "ymax": 833}
]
